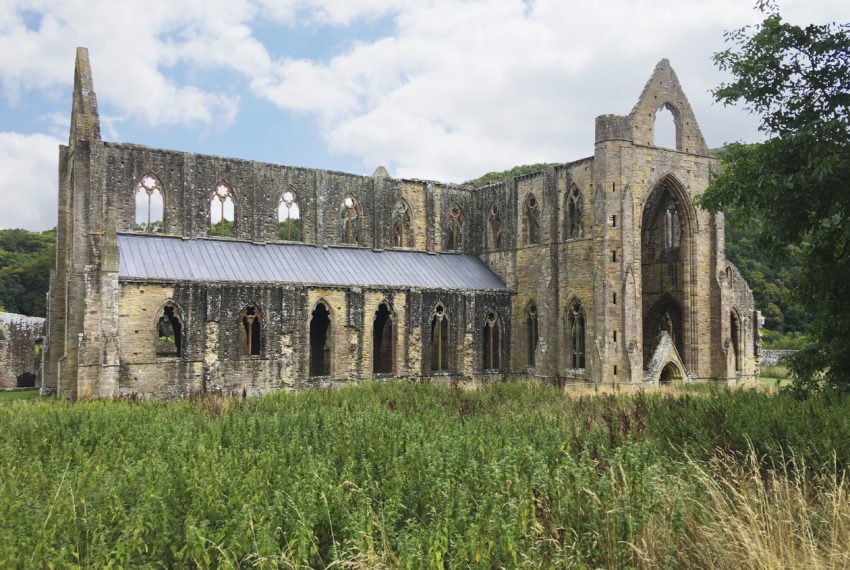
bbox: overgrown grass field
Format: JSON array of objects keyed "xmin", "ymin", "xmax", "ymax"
[{"xmin": 1, "ymin": 382, "xmax": 848, "ymax": 568}]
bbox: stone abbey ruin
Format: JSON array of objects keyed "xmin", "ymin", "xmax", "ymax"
[{"xmin": 40, "ymin": 48, "xmax": 758, "ymax": 398}]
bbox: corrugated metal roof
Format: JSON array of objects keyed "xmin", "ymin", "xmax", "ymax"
[{"xmin": 117, "ymin": 234, "xmax": 506, "ymax": 291}]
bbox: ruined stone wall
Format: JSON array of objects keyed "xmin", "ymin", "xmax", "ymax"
[
  {"xmin": 100, "ymin": 144, "xmax": 482, "ymax": 254},
  {"xmin": 0, "ymin": 313, "xmax": 45, "ymax": 390},
  {"xmin": 114, "ymin": 281, "xmax": 511, "ymax": 397},
  {"xmin": 48, "ymin": 49, "xmax": 760, "ymax": 397}
]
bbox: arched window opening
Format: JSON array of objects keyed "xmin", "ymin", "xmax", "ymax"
[
  {"xmin": 133, "ymin": 173, "xmax": 164, "ymax": 233},
  {"xmin": 373, "ymin": 302, "xmax": 394, "ymax": 374},
  {"xmin": 16, "ymin": 373, "xmax": 36, "ymax": 388},
  {"xmin": 643, "ymin": 295, "xmax": 683, "ymax": 367},
  {"xmin": 642, "ymin": 178, "xmax": 690, "ymax": 367},
  {"xmin": 659, "ymin": 362, "xmax": 682, "ymax": 385},
  {"xmin": 340, "ymin": 194, "xmax": 363, "ymax": 245},
  {"xmin": 240, "ymin": 303, "xmax": 262, "ymax": 356},
  {"xmin": 445, "ymin": 203, "xmax": 464, "ymax": 251},
  {"xmin": 525, "ymin": 194, "xmax": 540, "ymax": 245},
  {"xmin": 488, "ymin": 203, "xmax": 502, "ymax": 251},
  {"xmin": 210, "ymin": 181, "xmax": 235, "ymax": 237},
  {"xmin": 391, "ymin": 200, "xmax": 413, "ymax": 248},
  {"xmin": 156, "ymin": 303, "xmax": 183, "ymax": 357},
  {"xmin": 310, "ymin": 302, "xmax": 332, "ymax": 376},
  {"xmin": 278, "ymin": 188, "xmax": 301, "ymax": 241},
  {"xmin": 568, "ymin": 301, "xmax": 586, "ymax": 369},
  {"xmin": 430, "ymin": 304, "xmax": 449, "ymax": 372},
  {"xmin": 654, "ymin": 104, "xmax": 678, "ymax": 150},
  {"xmin": 725, "ymin": 266, "xmax": 733, "ymax": 287},
  {"xmin": 565, "ymin": 187, "xmax": 583, "ymax": 239},
  {"xmin": 483, "ymin": 311, "xmax": 501, "ymax": 371},
  {"xmin": 731, "ymin": 310, "xmax": 741, "ymax": 372},
  {"xmin": 526, "ymin": 301, "xmax": 538, "ymax": 366}
]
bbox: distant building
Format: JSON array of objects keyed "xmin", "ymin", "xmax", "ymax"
[
  {"xmin": 0, "ymin": 312, "xmax": 45, "ymax": 390},
  {"xmin": 42, "ymin": 48, "xmax": 758, "ymax": 398}
]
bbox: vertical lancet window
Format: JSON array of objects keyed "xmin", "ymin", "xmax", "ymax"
[
  {"xmin": 240, "ymin": 303, "xmax": 262, "ymax": 356},
  {"xmin": 391, "ymin": 199, "xmax": 413, "ymax": 248},
  {"xmin": 373, "ymin": 302, "xmax": 394, "ymax": 374},
  {"xmin": 526, "ymin": 301, "xmax": 538, "ymax": 366},
  {"xmin": 278, "ymin": 188, "xmax": 301, "ymax": 241},
  {"xmin": 211, "ymin": 181, "xmax": 235, "ymax": 237},
  {"xmin": 525, "ymin": 194, "xmax": 540, "ymax": 245},
  {"xmin": 731, "ymin": 310, "xmax": 741, "ymax": 372},
  {"xmin": 340, "ymin": 194, "xmax": 363, "ymax": 245},
  {"xmin": 155, "ymin": 303, "xmax": 183, "ymax": 357},
  {"xmin": 133, "ymin": 173, "xmax": 164, "ymax": 233},
  {"xmin": 568, "ymin": 301, "xmax": 586, "ymax": 369},
  {"xmin": 488, "ymin": 203, "xmax": 502, "ymax": 251},
  {"xmin": 430, "ymin": 304, "xmax": 449, "ymax": 372},
  {"xmin": 445, "ymin": 203, "xmax": 464, "ymax": 251},
  {"xmin": 565, "ymin": 186, "xmax": 583, "ymax": 239},
  {"xmin": 483, "ymin": 311, "xmax": 501, "ymax": 371},
  {"xmin": 663, "ymin": 206, "xmax": 681, "ymax": 248},
  {"xmin": 310, "ymin": 302, "xmax": 332, "ymax": 376}
]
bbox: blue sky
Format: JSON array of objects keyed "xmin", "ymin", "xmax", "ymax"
[{"xmin": 1, "ymin": 0, "xmax": 847, "ymax": 231}]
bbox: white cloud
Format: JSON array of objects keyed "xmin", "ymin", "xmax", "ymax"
[
  {"xmin": 253, "ymin": 0, "xmax": 850, "ymax": 181},
  {"xmin": 1, "ymin": 0, "xmax": 849, "ymax": 233},
  {"xmin": 0, "ymin": 132, "xmax": 62, "ymax": 231}
]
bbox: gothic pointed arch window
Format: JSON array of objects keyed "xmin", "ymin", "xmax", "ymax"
[
  {"xmin": 391, "ymin": 199, "xmax": 413, "ymax": 248},
  {"xmin": 133, "ymin": 173, "xmax": 164, "ymax": 233},
  {"xmin": 567, "ymin": 300, "xmax": 586, "ymax": 369},
  {"xmin": 445, "ymin": 203, "xmax": 464, "ymax": 251},
  {"xmin": 211, "ymin": 180, "xmax": 236, "ymax": 237},
  {"xmin": 565, "ymin": 186, "xmax": 583, "ymax": 239},
  {"xmin": 340, "ymin": 194, "xmax": 363, "ymax": 245},
  {"xmin": 488, "ymin": 203, "xmax": 502, "ymax": 251},
  {"xmin": 373, "ymin": 302, "xmax": 394, "ymax": 374},
  {"xmin": 483, "ymin": 310, "xmax": 501, "ymax": 371},
  {"xmin": 310, "ymin": 302, "xmax": 332, "ymax": 376},
  {"xmin": 240, "ymin": 303, "xmax": 262, "ymax": 356},
  {"xmin": 524, "ymin": 194, "xmax": 540, "ymax": 245},
  {"xmin": 278, "ymin": 188, "xmax": 301, "ymax": 241},
  {"xmin": 155, "ymin": 302, "xmax": 183, "ymax": 357},
  {"xmin": 430, "ymin": 304, "xmax": 450, "ymax": 372},
  {"xmin": 526, "ymin": 301, "xmax": 538, "ymax": 366}
]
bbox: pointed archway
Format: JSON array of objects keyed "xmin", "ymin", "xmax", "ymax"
[{"xmin": 640, "ymin": 174, "xmax": 697, "ymax": 372}]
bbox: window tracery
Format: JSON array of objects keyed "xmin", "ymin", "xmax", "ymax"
[
  {"xmin": 211, "ymin": 181, "xmax": 235, "ymax": 237},
  {"xmin": 488, "ymin": 203, "xmax": 502, "ymax": 250},
  {"xmin": 483, "ymin": 310, "xmax": 501, "ymax": 371},
  {"xmin": 568, "ymin": 301, "xmax": 586, "ymax": 369},
  {"xmin": 445, "ymin": 203, "xmax": 464, "ymax": 251},
  {"xmin": 391, "ymin": 199, "xmax": 413, "ymax": 248},
  {"xmin": 133, "ymin": 173, "xmax": 164, "ymax": 233},
  {"xmin": 240, "ymin": 303, "xmax": 262, "ymax": 356},
  {"xmin": 278, "ymin": 188, "xmax": 301, "ymax": 241},
  {"xmin": 565, "ymin": 187, "xmax": 583, "ymax": 239},
  {"xmin": 340, "ymin": 194, "xmax": 363, "ymax": 245},
  {"xmin": 525, "ymin": 194, "xmax": 540, "ymax": 244},
  {"xmin": 430, "ymin": 304, "xmax": 449, "ymax": 372},
  {"xmin": 155, "ymin": 303, "xmax": 182, "ymax": 357}
]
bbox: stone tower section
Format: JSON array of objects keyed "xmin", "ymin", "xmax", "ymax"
[
  {"xmin": 591, "ymin": 59, "xmax": 754, "ymax": 383},
  {"xmin": 44, "ymin": 47, "xmax": 120, "ymax": 398}
]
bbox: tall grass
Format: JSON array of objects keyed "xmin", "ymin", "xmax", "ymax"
[{"xmin": 0, "ymin": 382, "xmax": 847, "ymax": 567}]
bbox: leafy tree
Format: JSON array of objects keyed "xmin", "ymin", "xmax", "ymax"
[
  {"xmin": 699, "ymin": 4, "xmax": 850, "ymax": 393},
  {"xmin": 0, "ymin": 229, "xmax": 55, "ymax": 317}
]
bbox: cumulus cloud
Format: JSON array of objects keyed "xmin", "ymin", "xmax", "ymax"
[
  {"xmin": 1, "ymin": 0, "xmax": 848, "ymax": 230},
  {"xmin": 0, "ymin": 132, "xmax": 62, "ymax": 231},
  {"xmin": 254, "ymin": 0, "xmax": 850, "ymax": 181}
]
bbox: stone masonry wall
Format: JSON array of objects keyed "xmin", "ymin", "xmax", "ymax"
[{"xmin": 0, "ymin": 313, "xmax": 45, "ymax": 390}]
